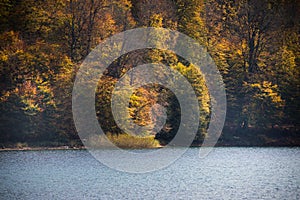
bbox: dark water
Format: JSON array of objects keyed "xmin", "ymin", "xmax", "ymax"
[{"xmin": 0, "ymin": 148, "xmax": 299, "ymax": 200}]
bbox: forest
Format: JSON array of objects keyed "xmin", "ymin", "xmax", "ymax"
[{"xmin": 0, "ymin": 0, "xmax": 299, "ymax": 148}]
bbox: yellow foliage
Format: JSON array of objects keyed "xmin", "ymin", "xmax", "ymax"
[{"xmin": 250, "ymin": 81, "xmax": 284, "ymax": 106}]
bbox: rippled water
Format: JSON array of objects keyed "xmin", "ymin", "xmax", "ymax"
[{"xmin": 0, "ymin": 148, "xmax": 299, "ymax": 199}]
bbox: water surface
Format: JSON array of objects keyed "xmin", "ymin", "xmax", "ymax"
[{"xmin": 0, "ymin": 147, "xmax": 299, "ymax": 199}]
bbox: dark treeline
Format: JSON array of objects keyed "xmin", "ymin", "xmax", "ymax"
[{"xmin": 0, "ymin": 0, "xmax": 299, "ymax": 147}]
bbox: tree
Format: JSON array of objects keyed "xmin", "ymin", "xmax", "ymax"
[
  {"xmin": 175, "ymin": 0, "xmax": 207, "ymax": 45},
  {"xmin": 206, "ymin": 0, "xmax": 289, "ymax": 129}
]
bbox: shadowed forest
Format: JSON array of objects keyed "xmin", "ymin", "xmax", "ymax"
[{"xmin": 0, "ymin": 0, "xmax": 299, "ymax": 148}]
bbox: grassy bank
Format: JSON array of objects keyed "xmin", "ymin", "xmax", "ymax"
[
  {"xmin": 87, "ymin": 133, "xmax": 161, "ymax": 149},
  {"xmin": 0, "ymin": 134, "xmax": 161, "ymax": 150}
]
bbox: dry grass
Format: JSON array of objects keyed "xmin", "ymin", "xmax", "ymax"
[{"xmin": 87, "ymin": 133, "xmax": 161, "ymax": 149}]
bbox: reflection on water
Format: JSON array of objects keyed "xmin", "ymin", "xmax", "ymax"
[{"xmin": 0, "ymin": 148, "xmax": 299, "ymax": 199}]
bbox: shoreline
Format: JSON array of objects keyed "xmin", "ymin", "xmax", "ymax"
[
  {"xmin": 1, "ymin": 127, "xmax": 299, "ymax": 151},
  {"xmin": 1, "ymin": 144, "xmax": 299, "ymax": 151},
  {"xmin": 0, "ymin": 146, "xmax": 86, "ymax": 151}
]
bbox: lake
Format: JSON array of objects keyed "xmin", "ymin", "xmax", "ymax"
[{"xmin": 0, "ymin": 147, "xmax": 299, "ymax": 199}]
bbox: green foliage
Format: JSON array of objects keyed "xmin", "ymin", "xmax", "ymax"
[{"xmin": 171, "ymin": 62, "xmax": 210, "ymax": 138}]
